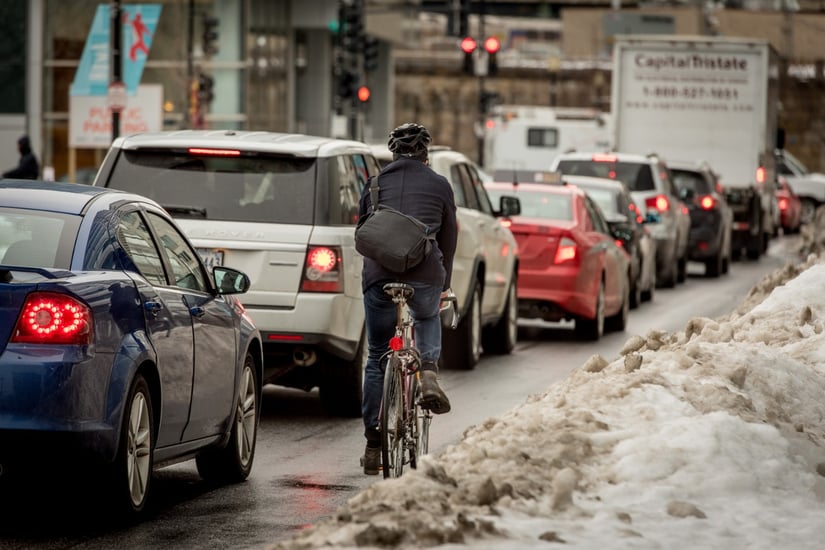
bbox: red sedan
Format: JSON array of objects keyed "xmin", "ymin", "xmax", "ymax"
[
  {"xmin": 776, "ymin": 175, "xmax": 802, "ymax": 234},
  {"xmin": 485, "ymin": 180, "xmax": 630, "ymax": 341}
]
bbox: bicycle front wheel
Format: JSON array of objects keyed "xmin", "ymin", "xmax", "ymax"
[
  {"xmin": 410, "ymin": 374, "xmax": 431, "ymax": 469},
  {"xmin": 380, "ymin": 355, "xmax": 405, "ymax": 478}
]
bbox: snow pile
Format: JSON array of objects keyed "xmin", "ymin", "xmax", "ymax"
[{"xmin": 271, "ymin": 254, "xmax": 825, "ymax": 550}]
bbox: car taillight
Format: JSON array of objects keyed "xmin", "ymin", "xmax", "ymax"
[
  {"xmin": 188, "ymin": 148, "xmax": 241, "ymax": 156},
  {"xmin": 592, "ymin": 153, "xmax": 618, "ymax": 163},
  {"xmin": 755, "ymin": 166, "xmax": 766, "ymax": 184},
  {"xmin": 500, "ymin": 219, "xmax": 512, "ymax": 229},
  {"xmin": 645, "ymin": 194, "xmax": 670, "ymax": 212},
  {"xmin": 699, "ymin": 195, "xmax": 716, "ymax": 210},
  {"xmin": 11, "ymin": 292, "xmax": 92, "ymax": 345},
  {"xmin": 554, "ymin": 237, "xmax": 577, "ymax": 264},
  {"xmin": 778, "ymin": 197, "xmax": 789, "ymax": 211},
  {"xmin": 300, "ymin": 246, "xmax": 343, "ymax": 292},
  {"xmin": 615, "ymin": 239, "xmax": 626, "ymax": 250}
]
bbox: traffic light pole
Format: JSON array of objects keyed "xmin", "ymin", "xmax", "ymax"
[
  {"xmin": 477, "ymin": 1, "xmax": 486, "ymax": 167},
  {"xmin": 110, "ymin": 0, "xmax": 122, "ymax": 141}
]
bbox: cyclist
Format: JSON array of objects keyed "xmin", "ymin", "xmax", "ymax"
[{"xmin": 360, "ymin": 122, "xmax": 458, "ymax": 475}]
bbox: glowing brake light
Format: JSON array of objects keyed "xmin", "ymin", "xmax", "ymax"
[
  {"xmin": 554, "ymin": 237, "xmax": 577, "ymax": 264},
  {"xmin": 645, "ymin": 194, "xmax": 670, "ymax": 212},
  {"xmin": 778, "ymin": 197, "xmax": 789, "ymax": 211},
  {"xmin": 11, "ymin": 292, "xmax": 92, "ymax": 345},
  {"xmin": 699, "ymin": 195, "xmax": 716, "ymax": 210},
  {"xmin": 188, "ymin": 148, "xmax": 241, "ymax": 156},
  {"xmin": 500, "ymin": 219, "xmax": 512, "ymax": 228},
  {"xmin": 300, "ymin": 246, "xmax": 343, "ymax": 292},
  {"xmin": 755, "ymin": 166, "xmax": 766, "ymax": 184},
  {"xmin": 592, "ymin": 153, "xmax": 618, "ymax": 163}
]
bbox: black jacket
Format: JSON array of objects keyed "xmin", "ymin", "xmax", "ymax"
[
  {"xmin": 359, "ymin": 157, "xmax": 458, "ymax": 292},
  {"xmin": 2, "ymin": 136, "xmax": 39, "ymax": 180}
]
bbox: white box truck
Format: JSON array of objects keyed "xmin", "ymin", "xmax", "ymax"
[
  {"xmin": 611, "ymin": 35, "xmax": 780, "ymax": 259},
  {"xmin": 482, "ymin": 105, "xmax": 613, "ymax": 181}
]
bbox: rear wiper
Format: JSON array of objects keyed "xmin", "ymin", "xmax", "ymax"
[{"xmin": 163, "ymin": 205, "xmax": 207, "ymax": 218}]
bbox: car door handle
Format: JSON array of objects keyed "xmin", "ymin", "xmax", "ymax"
[
  {"xmin": 143, "ymin": 301, "xmax": 163, "ymax": 317},
  {"xmin": 190, "ymin": 306, "xmax": 206, "ymax": 318}
]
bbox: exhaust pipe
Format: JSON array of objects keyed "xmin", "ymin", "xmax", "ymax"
[{"xmin": 293, "ymin": 349, "xmax": 317, "ymax": 367}]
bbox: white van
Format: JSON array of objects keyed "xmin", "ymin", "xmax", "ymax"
[{"xmin": 483, "ymin": 105, "xmax": 613, "ymax": 180}]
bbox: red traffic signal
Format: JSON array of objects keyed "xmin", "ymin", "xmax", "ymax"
[
  {"xmin": 460, "ymin": 36, "xmax": 477, "ymax": 54},
  {"xmin": 357, "ymin": 85, "xmax": 371, "ymax": 102},
  {"xmin": 484, "ymin": 36, "xmax": 500, "ymax": 54}
]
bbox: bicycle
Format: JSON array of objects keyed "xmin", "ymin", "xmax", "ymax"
[{"xmin": 379, "ymin": 282, "xmax": 457, "ymax": 479}]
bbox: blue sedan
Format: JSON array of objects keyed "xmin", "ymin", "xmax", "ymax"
[{"xmin": 0, "ymin": 180, "xmax": 263, "ymax": 515}]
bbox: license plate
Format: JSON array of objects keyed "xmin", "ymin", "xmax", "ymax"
[{"xmin": 197, "ymin": 248, "xmax": 225, "ymax": 270}]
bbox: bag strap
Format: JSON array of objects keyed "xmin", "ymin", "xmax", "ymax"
[{"xmin": 369, "ymin": 175, "xmax": 380, "ymax": 212}]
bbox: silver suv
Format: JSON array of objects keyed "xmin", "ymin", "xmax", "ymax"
[
  {"xmin": 551, "ymin": 151, "xmax": 690, "ymax": 288},
  {"xmin": 94, "ymin": 130, "xmax": 381, "ymax": 417},
  {"xmin": 371, "ymin": 145, "xmax": 521, "ymax": 369}
]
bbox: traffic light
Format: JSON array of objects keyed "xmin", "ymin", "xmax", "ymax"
[
  {"xmin": 484, "ymin": 36, "xmax": 500, "ymax": 76},
  {"xmin": 198, "ymin": 73, "xmax": 214, "ymax": 105},
  {"xmin": 202, "ymin": 15, "xmax": 219, "ymax": 57},
  {"xmin": 363, "ymin": 36, "xmax": 379, "ymax": 72},
  {"xmin": 357, "ymin": 85, "xmax": 371, "ymax": 103},
  {"xmin": 342, "ymin": 0, "xmax": 364, "ymax": 55},
  {"xmin": 460, "ymin": 36, "xmax": 476, "ymax": 75},
  {"xmin": 336, "ymin": 70, "xmax": 356, "ymax": 100}
]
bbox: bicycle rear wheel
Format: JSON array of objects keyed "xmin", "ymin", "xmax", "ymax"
[
  {"xmin": 380, "ymin": 355, "xmax": 405, "ymax": 478},
  {"xmin": 410, "ymin": 374, "xmax": 431, "ymax": 469}
]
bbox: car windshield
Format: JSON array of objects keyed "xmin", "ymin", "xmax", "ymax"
[
  {"xmin": 0, "ymin": 208, "xmax": 79, "ymax": 268},
  {"xmin": 556, "ymin": 160, "xmax": 655, "ymax": 192},
  {"xmin": 574, "ymin": 186, "xmax": 619, "ymax": 215},
  {"xmin": 486, "ymin": 188, "xmax": 572, "ymax": 220},
  {"xmin": 671, "ymin": 169, "xmax": 712, "ymax": 195},
  {"xmin": 105, "ymin": 150, "xmax": 317, "ymax": 224}
]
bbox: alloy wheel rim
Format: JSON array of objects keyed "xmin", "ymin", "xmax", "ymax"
[
  {"xmin": 127, "ymin": 392, "xmax": 151, "ymax": 507},
  {"xmin": 235, "ymin": 366, "xmax": 257, "ymax": 467}
]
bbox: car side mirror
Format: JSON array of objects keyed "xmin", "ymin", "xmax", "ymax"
[
  {"xmin": 213, "ymin": 266, "xmax": 251, "ymax": 295},
  {"xmin": 498, "ymin": 195, "xmax": 521, "ymax": 217}
]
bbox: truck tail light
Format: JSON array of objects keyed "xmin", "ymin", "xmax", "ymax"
[
  {"xmin": 300, "ymin": 246, "xmax": 343, "ymax": 292},
  {"xmin": 11, "ymin": 292, "xmax": 92, "ymax": 345}
]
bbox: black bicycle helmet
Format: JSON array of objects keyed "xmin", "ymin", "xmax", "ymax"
[{"xmin": 387, "ymin": 122, "xmax": 432, "ymax": 156}]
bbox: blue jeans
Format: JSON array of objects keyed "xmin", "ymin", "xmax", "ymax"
[{"xmin": 361, "ymin": 281, "xmax": 443, "ymax": 443}]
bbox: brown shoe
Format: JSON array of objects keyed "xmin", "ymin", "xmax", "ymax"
[
  {"xmin": 361, "ymin": 445, "xmax": 381, "ymax": 475},
  {"xmin": 419, "ymin": 370, "xmax": 451, "ymax": 414}
]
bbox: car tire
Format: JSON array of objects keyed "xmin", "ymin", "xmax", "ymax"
[
  {"xmin": 575, "ymin": 281, "xmax": 604, "ymax": 341},
  {"xmin": 320, "ymin": 331, "xmax": 366, "ymax": 418},
  {"xmin": 676, "ymin": 252, "xmax": 687, "ymax": 283},
  {"xmin": 196, "ymin": 353, "xmax": 258, "ymax": 483},
  {"xmin": 705, "ymin": 252, "xmax": 723, "ymax": 278},
  {"xmin": 481, "ymin": 274, "xmax": 517, "ymax": 355},
  {"xmin": 629, "ymin": 271, "xmax": 642, "ymax": 310},
  {"xmin": 606, "ymin": 275, "xmax": 629, "ymax": 333},
  {"xmin": 108, "ymin": 373, "xmax": 154, "ymax": 516},
  {"xmin": 442, "ymin": 282, "xmax": 482, "ymax": 370},
  {"xmin": 746, "ymin": 232, "xmax": 763, "ymax": 260}
]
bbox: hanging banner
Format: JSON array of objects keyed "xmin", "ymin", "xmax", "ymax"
[{"xmin": 70, "ymin": 4, "xmax": 163, "ymax": 97}]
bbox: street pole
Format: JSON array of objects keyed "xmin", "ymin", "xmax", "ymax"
[
  {"xmin": 477, "ymin": 0, "xmax": 486, "ymax": 166},
  {"xmin": 187, "ymin": 0, "xmax": 194, "ymax": 128},
  {"xmin": 111, "ymin": 0, "xmax": 122, "ymax": 141}
]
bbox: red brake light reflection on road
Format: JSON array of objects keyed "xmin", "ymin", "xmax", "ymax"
[
  {"xmin": 12, "ymin": 292, "xmax": 92, "ymax": 345},
  {"xmin": 188, "ymin": 148, "xmax": 241, "ymax": 156}
]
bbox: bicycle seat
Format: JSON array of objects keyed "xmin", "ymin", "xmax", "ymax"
[{"xmin": 383, "ymin": 282, "xmax": 414, "ymax": 299}]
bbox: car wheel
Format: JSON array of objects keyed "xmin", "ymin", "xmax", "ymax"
[
  {"xmin": 320, "ymin": 330, "xmax": 366, "ymax": 418},
  {"xmin": 442, "ymin": 282, "xmax": 482, "ymax": 370},
  {"xmin": 196, "ymin": 353, "xmax": 258, "ymax": 483},
  {"xmin": 481, "ymin": 274, "xmax": 517, "ymax": 355},
  {"xmin": 746, "ymin": 231, "xmax": 763, "ymax": 260},
  {"xmin": 705, "ymin": 252, "xmax": 723, "ymax": 278},
  {"xmin": 575, "ymin": 281, "xmax": 604, "ymax": 341},
  {"xmin": 108, "ymin": 374, "xmax": 153, "ymax": 516},
  {"xmin": 800, "ymin": 198, "xmax": 817, "ymax": 226},
  {"xmin": 676, "ymin": 252, "xmax": 687, "ymax": 283},
  {"xmin": 629, "ymin": 271, "xmax": 642, "ymax": 310},
  {"xmin": 606, "ymin": 274, "xmax": 629, "ymax": 333}
]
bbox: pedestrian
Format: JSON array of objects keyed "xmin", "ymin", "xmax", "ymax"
[
  {"xmin": 2, "ymin": 135, "xmax": 39, "ymax": 180},
  {"xmin": 359, "ymin": 122, "xmax": 458, "ymax": 475}
]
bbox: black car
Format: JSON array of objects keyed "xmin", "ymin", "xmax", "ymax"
[
  {"xmin": 563, "ymin": 174, "xmax": 658, "ymax": 308},
  {"xmin": 668, "ymin": 160, "xmax": 733, "ymax": 277}
]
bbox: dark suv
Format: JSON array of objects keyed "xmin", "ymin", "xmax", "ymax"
[{"xmin": 551, "ymin": 151, "xmax": 690, "ymax": 288}]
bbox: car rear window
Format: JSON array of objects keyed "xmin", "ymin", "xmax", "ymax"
[
  {"xmin": 486, "ymin": 188, "xmax": 572, "ymax": 220},
  {"xmin": 0, "ymin": 208, "xmax": 78, "ymax": 268},
  {"xmin": 671, "ymin": 169, "xmax": 712, "ymax": 195},
  {"xmin": 556, "ymin": 160, "xmax": 655, "ymax": 192},
  {"xmin": 575, "ymin": 186, "xmax": 619, "ymax": 216},
  {"xmin": 103, "ymin": 150, "xmax": 317, "ymax": 224}
]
